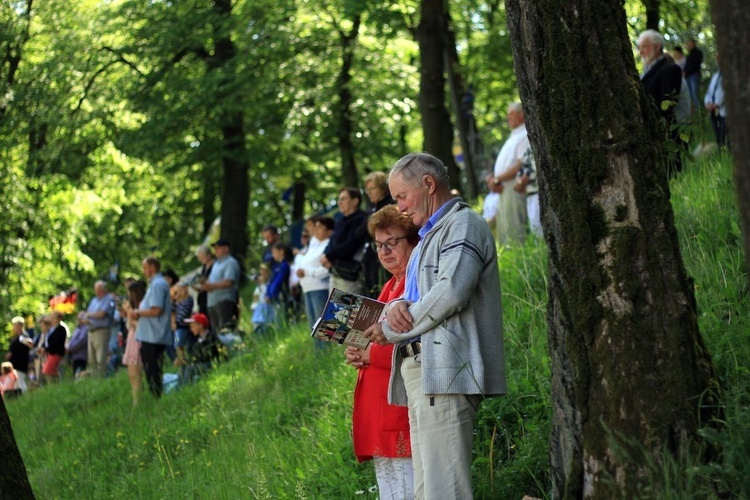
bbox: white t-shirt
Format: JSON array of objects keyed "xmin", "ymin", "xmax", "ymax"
[{"xmin": 493, "ymin": 124, "xmax": 530, "ymax": 177}]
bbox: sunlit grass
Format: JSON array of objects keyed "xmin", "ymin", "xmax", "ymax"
[{"xmin": 6, "ymin": 151, "xmax": 749, "ymax": 499}]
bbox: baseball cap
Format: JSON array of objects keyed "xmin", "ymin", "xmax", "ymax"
[
  {"xmin": 11, "ymin": 316, "xmax": 24, "ymax": 325},
  {"xmin": 185, "ymin": 313, "xmax": 210, "ymax": 328},
  {"xmin": 212, "ymin": 239, "xmax": 230, "ymax": 247}
]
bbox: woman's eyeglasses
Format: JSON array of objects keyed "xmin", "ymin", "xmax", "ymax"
[{"xmin": 370, "ymin": 236, "xmax": 408, "ymax": 253}]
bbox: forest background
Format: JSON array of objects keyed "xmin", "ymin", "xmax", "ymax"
[
  {"xmin": 0, "ymin": 0, "xmax": 714, "ymax": 319},
  {"xmin": 3, "ymin": 0, "xmax": 750, "ymax": 497}
]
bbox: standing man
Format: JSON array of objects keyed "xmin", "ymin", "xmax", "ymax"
[
  {"xmin": 638, "ymin": 29, "xmax": 683, "ymax": 173},
  {"xmin": 5, "ymin": 316, "xmax": 33, "ymax": 392},
  {"xmin": 367, "ymin": 153, "xmax": 506, "ymax": 499},
  {"xmin": 492, "ymin": 103, "xmax": 530, "ymax": 244},
  {"xmin": 683, "ymin": 37, "xmax": 703, "ymax": 111},
  {"xmin": 704, "ymin": 55, "xmax": 726, "ymax": 148},
  {"xmin": 202, "ymin": 239, "xmax": 241, "ymax": 332},
  {"xmin": 194, "ymin": 245, "xmax": 215, "ymax": 316},
  {"xmin": 261, "ymin": 225, "xmax": 281, "ymax": 275},
  {"xmin": 130, "ymin": 256, "xmax": 172, "ymax": 397},
  {"xmin": 84, "ymin": 280, "xmax": 116, "ymax": 378},
  {"xmin": 320, "ymin": 187, "xmax": 368, "ymax": 295}
]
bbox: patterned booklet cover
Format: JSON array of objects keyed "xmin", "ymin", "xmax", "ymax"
[{"xmin": 310, "ymin": 288, "xmax": 386, "ymax": 348}]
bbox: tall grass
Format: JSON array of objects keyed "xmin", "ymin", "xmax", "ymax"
[{"xmin": 6, "ymin": 151, "xmax": 748, "ymax": 498}]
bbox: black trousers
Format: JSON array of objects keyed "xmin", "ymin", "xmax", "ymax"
[{"xmin": 140, "ymin": 342, "xmax": 166, "ymax": 397}]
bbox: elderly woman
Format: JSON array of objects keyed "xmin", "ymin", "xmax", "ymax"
[
  {"xmin": 362, "ymin": 172, "xmax": 395, "ymax": 297},
  {"xmin": 345, "ymin": 204, "xmax": 419, "ymax": 499}
]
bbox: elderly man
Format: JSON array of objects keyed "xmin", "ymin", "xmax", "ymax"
[
  {"xmin": 84, "ymin": 281, "xmax": 115, "ymax": 378},
  {"xmin": 366, "ymin": 152, "xmax": 506, "ymax": 499},
  {"xmin": 492, "ymin": 102, "xmax": 530, "ymax": 244},
  {"xmin": 5, "ymin": 316, "xmax": 33, "ymax": 392},
  {"xmin": 202, "ymin": 239, "xmax": 241, "ymax": 332},
  {"xmin": 130, "ymin": 256, "xmax": 172, "ymax": 397},
  {"xmin": 638, "ymin": 29, "xmax": 683, "ymax": 173}
]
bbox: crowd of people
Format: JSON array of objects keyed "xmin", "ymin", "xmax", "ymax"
[{"xmin": 3, "ymin": 244, "xmax": 244, "ymax": 405}]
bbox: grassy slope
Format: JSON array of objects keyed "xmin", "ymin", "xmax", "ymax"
[{"xmin": 6, "ymin": 152, "xmax": 748, "ymax": 499}]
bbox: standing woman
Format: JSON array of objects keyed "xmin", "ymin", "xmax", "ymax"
[
  {"xmin": 41, "ymin": 311, "xmax": 67, "ymax": 384},
  {"xmin": 362, "ymin": 172, "xmax": 395, "ymax": 297},
  {"xmin": 122, "ymin": 280, "xmax": 146, "ymax": 406},
  {"xmin": 344, "ymin": 205, "xmax": 419, "ymax": 499},
  {"xmin": 296, "ymin": 216, "xmax": 334, "ymax": 333}
]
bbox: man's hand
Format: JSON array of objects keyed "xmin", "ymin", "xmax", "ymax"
[
  {"xmin": 363, "ymin": 322, "xmax": 391, "ymax": 346},
  {"xmin": 490, "ymin": 178, "xmax": 504, "ymax": 193},
  {"xmin": 385, "ymin": 301, "xmax": 413, "ymax": 334},
  {"xmin": 296, "ymin": 268, "xmax": 305, "ymax": 278},
  {"xmin": 514, "ymin": 174, "xmax": 530, "ymax": 193}
]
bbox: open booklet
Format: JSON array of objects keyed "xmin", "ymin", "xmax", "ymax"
[{"xmin": 310, "ymin": 288, "xmax": 386, "ymax": 349}]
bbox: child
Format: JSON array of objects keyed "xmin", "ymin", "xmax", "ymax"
[
  {"xmin": 251, "ymin": 264, "xmax": 274, "ymax": 334},
  {"xmin": 0, "ymin": 362, "xmax": 19, "ymax": 399}
]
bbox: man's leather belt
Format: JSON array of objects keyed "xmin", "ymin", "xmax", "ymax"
[{"xmin": 398, "ymin": 340, "xmax": 422, "ymax": 358}]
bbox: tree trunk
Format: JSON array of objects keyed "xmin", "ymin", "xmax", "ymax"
[
  {"xmin": 202, "ymin": 161, "xmax": 218, "ymax": 237},
  {"xmin": 505, "ymin": 1, "xmax": 720, "ymax": 498},
  {"xmin": 417, "ymin": 0, "xmax": 461, "ymax": 193},
  {"xmin": 643, "ymin": 0, "xmax": 661, "ymax": 31},
  {"xmin": 211, "ymin": 0, "xmax": 249, "ymax": 264},
  {"xmin": 708, "ymin": 0, "xmax": 750, "ymax": 289},
  {"xmin": 0, "ymin": 399, "xmax": 34, "ymax": 498},
  {"xmin": 442, "ymin": 1, "xmax": 480, "ymax": 200},
  {"xmin": 336, "ymin": 15, "xmax": 361, "ymax": 189}
]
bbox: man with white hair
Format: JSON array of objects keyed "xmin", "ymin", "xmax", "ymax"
[
  {"xmin": 492, "ymin": 102, "xmax": 530, "ymax": 244},
  {"xmin": 638, "ymin": 29, "xmax": 683, "ymax": 173},
  {"xmin": 84, "ymin": 280, "xmax": 116, "ymax": 378}
]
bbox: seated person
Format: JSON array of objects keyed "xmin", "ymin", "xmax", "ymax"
[
  {"xmin": 0, "ymin": 362, "xmax": 19, "ymax": 398},
  {"xmin": 180, "ymin": 313, "xmax": 224, "ymax": 384}
]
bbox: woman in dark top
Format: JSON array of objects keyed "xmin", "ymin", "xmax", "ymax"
[{"xmin": 41, "ymin": 311, "xmax": 68, "ymax": 384}]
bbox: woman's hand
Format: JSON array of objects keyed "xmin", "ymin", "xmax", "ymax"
[{"xmin": 345, "ymin": 344, "xmax": 371, "ymax": 368}]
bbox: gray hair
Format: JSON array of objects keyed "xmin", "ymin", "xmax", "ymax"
[
  {"xmin": 195, "ymin": 245, "xmax": 213, "ymax": 258},
  {"xmin": 508, "ymin": 102, "xmax": 523, "ymax": 114},
  {"xmin": 94, "ymin": 280, "xmax": 108, "ymax": 291},
  {"xmin": 638, "ymin": 29, "xmax": 664, "ymax": 50},
  {"xmin": 388, "ymin": 153, "xmax": 450, "ymax": 189}
]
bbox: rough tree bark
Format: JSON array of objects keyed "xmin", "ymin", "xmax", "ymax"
[
  {"xmin": 505, "ymin": 1, "xmax": 720, "ymax": 498},
  {"xmin": 708, "ymin": 0, "xmax": 750, "ymax": 288},
  {"xmin": 417, "ymin": 0, "xmax": 461, "ymax": 193},
  {"xmin": 0, "ymin": 399, "xmax": 34, "ymax": 498}
]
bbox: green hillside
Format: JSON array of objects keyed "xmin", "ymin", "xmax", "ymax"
[{"xmin": 6, "ymin": 152, "xmax": 749, "ymax": 499}]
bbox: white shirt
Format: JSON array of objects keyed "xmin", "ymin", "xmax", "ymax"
[
  {"xmin": 493, "ymin": 124, "xmax": 530, "ymax": 177},
  {"xmin": 296, "ymin": 237, "xmax": 331, "ymax": 293},
  {"xmin": 704, "ymin": 71, "xmax": 725, "ymax": 117}
]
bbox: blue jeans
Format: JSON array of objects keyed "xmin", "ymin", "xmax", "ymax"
[
  {"xmin": 304, "ymin": 289, "xmax": 329, "ymax": 330},
  {"xmin": 305, "ymin": 289, "xmax": 331, "ymax": 350}
]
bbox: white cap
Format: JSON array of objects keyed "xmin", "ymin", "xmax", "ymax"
[{"xmin": 11, "ymin": 316, "xmax": 24, "ymax": 325}]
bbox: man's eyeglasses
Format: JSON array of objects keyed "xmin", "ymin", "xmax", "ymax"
[{"xmin": 370, "ymin": 236, "xmax": 408, "ymax": 253}]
